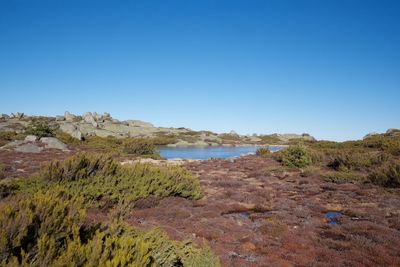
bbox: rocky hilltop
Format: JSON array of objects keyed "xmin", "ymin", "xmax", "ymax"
[{"xmin": 0, "ymin": 111, "xmax": 315, "ymax": 147}]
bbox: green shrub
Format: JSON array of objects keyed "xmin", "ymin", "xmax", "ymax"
[
  {"xmin": 84, "ymin": 136, "xmax": 123, "ymax": 152},
  {"xmin": 25, "ymin": 121, "xmax": 55, "ymax": 138},
  {"xmin": 323, "ymin": 171, "xmax": 363, "ymax": 184},
  {"xmin": 0, "ymin": 189, "xmax": 86, "ymax": 265},
  {"xmin": 273, "ymin": 145, "xmax": 313, "ymax": 168},
  {"xmin": 41, "ymin": 153, "xmax": 202, "ymax": 206},
  {"xmin": 0, "ymin": 189, "xmax": 219, "ymax": 266},
  {"xmin": 256, "ymin": 147, "xmax": 270, "ymax": 157},
  {"xmin": 122, "ymin": 138, "xmax": 158, "ymax": 157},
  {"xmin": 42, "ymin": 153, "xmax": 119, "ymax": 182},
  {"xmin": 367, "ymin": 161, "xmax": 400, "ymax": 188}
]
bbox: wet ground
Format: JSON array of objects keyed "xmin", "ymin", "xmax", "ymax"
[{"xmin": 1, "ymin": 150, "xmax": 400, "ymax": 266}]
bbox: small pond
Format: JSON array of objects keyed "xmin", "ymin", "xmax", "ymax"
[{"xmin": 158, "ymin": 145, "xmax": 284, "ymax": 160}]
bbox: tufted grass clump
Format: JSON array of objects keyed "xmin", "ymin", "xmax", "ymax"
[
  {"xmin": 273, "ymin": 145, "xmax": 313, "ymax": 168},
  {"xmin": 256, "ymin": 147, "xmax": 270, "ymax": 157}
]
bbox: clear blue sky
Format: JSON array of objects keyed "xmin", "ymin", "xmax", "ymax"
[{"xmin": 1, "ymin": 0, "xmax": 399, "ymax": 141}]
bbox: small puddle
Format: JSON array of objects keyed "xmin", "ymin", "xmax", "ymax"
[{"xmin": 325, "ymin": 211, "xmax": 342, "ymax": 225}]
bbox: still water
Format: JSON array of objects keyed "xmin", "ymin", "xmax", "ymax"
[{"xmin": 159, "ymin": 146, "xmax": 283, "ymax": 160}]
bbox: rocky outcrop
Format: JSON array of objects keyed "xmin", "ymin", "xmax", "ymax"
[
  {"xmin": 59, "ymin": 123, "xmax": 83, "ymax": 140},
  {"xmin": 64, "ymin": 111, "xmax": 76, "ymax": 122},
  {"xmin": 40, "ymin": 137, "xmax": 69, "ymax": 151},
  {"xmin": 1, "ymin": 137, "xmax": 69, "ymax": 153}
]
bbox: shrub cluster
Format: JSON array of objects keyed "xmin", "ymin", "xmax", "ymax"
[
  {"xmin": 41, "ymin": 153, "xmax": 202, "ymax": 206},
  {"xmin": 42, "ymin": 153, "xmax": 119, "ymax": 182},
  {"xmin": 256, "ymin": 147, "xmax": 270, "ymax": 157},
  {"xmin": 273, "ymin": 145, "xmax": 313, "ymax": 168},
  {"xmin": 25, "ymin": 121, "xmax": 55, "ymax": 138},
  {"xmin": 0, "ymin": 189, "xmax": 219, "ymax": 266}
]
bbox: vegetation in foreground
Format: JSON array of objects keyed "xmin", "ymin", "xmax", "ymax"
[{"xmin": 0, "ymin": 153, "xmax": 219, "ymax": 267}]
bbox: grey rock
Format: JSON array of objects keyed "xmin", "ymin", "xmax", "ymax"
[
  {"xmin": 83, "ymin": 112, "xmax": 98, "ymax": 128},
  {"xmin": 56, "ymin": 115, "xmax": 65, "ymax": 121},
  {"xmin": 386, "ymin": 128, "xmax": 400, "ymax": 135},
  {"xmin": 59, "ymin": 123, "xmax": 83, "ymax": 140},
  {"xmin": 0, "ymin": 114, "xmax": 9, "ymax": 119},
  {"xmin": 126, "ymin": 120, "xmax": 154, "ymax": 128},
  {"xmin": 15, "ymin": 143, "xmax": 43, "ymax": 153},
  {"xmin": 40, "ymin": 137, "xmax": 69, "ymax": 151},
  {"xmin": 64, "ymin": 111, "xmax": 76, "ymax": 122},
  {"xmin": 25, "ymin": 135, "xmax": 38, "ymax": 142}
]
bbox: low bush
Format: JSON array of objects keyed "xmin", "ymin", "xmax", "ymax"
[
  {"xmin": 41, "ymin": 153, "xmax": 202, "ymax": 206},
  {"xmin": 42, "ymin": 153, "xmax": 119, "ymax": 182},
  {"xmin": 25, "ymin": 121, "xmax": 55, "ymax": 138},
  {"xmin": 122, "ymin": 138, "xmax": 159, "ymax": 157},
  {"xmin": 273, "ymin": 145, "xmax": 313, "ymax": 168},
  {"xmin": 367, "ymin": 161, "xmax": 400, "ymax": 188},
  {"xmin": 256, "ymin": 147, "xmax": 270, "ymax": 157}
]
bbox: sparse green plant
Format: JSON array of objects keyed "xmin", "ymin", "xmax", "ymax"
[{"xmin": 256, "ymin": 147, "xmax": 270, "ymax": 157}]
